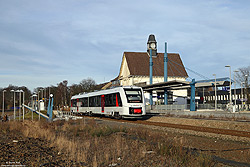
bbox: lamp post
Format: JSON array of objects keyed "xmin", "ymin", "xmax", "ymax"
[
  {"xmin": 225, "ymin": 65, "xmax": 232, "ymax": 110},
  {"xmin": 233, "ymin": 70, "xmax": 239, "ymax": 111},
  {"xmin": 11, "ymin": 90, "xmax": 16, "ymax": 120},
  {"xmin": 32, "ymin": 94, "xmax": 37, "ymax": 121},
  {"xmin": 44, "ymin": 87, "xmax": 47, "ymax": 107},
  {"xmin": 241, "ymin": 82, "xmax": 245, "ymax": 110},
  {"xmin": 17, "ymin": 90, "xmax": 22, "ymax": 121},
  {"xmin": 245, "ymin": 74, "xmax": 248, "ymax": 105},
  {"xmin": 2, "ymin": 90, "xmax": 6, "ymax": 117},
  {"xmin": 41, "ymin": 89, "xmax": 44, "ymax": 101},
  {"xmin": 213, "ymin": 74, "xmax": 217, "ymax": 111},
  {"xmin": 38, "ymin": 91, "xmax": 40, "ymax": 121},
  {"xmin": 22, "ymin": 90, "xmax": 25, "ymax": 121}
]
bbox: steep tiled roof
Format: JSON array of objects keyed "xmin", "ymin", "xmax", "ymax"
[{"xmin": 123, "ymin": 52, "xmax": 188, "ymax": 78}]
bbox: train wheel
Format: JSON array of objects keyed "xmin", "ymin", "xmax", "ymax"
[{"xmin": 89, "ymin": 111, "xmax": 93, "ymax": 116}]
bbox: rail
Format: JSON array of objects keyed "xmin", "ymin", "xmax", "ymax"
[{"xmin": 23, "ymin": 104, "xmax": 49, "ymax": 119}]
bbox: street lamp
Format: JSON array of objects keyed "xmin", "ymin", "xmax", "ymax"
[
  {"xmin": 22, "ymin": 90, "xmax": 25, "ymax": 121},
  {"xmin": 38, "ymin": 91, "xmax": 40, "ymax": 121},
  {"xmin": 241, "ymin": 82, "xmax": 245, "ymax": 110},
  {"xmin": 225, "ymin": 65, "xmax": 232, "ymax": 110},
  {"xmin": 233, "ymin": 70, "xmax": 239, "ymax": 111},
  {"xmin": 245, "ymin": 74, "xmax": 248, "ymax": 105},
  {"xmin": 2, "ymin": 90, "xmax": 6, "ymax": 117},
  {"xmin": 11, "ymin": 90, "xmax": 16, "ymax": 120},
  {"xmin": 16, "ymin": 90, "xmax": 22, "ymax": 121},
  {"xmin": 213, "ymin": 74, "xmax": 217, "ymax": 111},
  {"xmin": 32, "ymin": 93, "xmax": 37, "ymax": 121}
]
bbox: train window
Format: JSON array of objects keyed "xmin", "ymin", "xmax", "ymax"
[
  {"xmin": 89, "ymin": 97, "xmax": 94, "ymax": 107},
  {"xmin": 79, "ymin": 98, "xmax": 88, "ymax": 107},
  {"xmin": 105, "ymin": 94, "xmax": 112, "ymax": 107},
  {"xmin": 103, "ymin": 93, "xmax": 120, "ymax": 107},
  {"xmin": 89, "ymin": 96, "xmax": 101, "ymax": 107},
  {"xmin": 96, "ymin": 96, "xmax": 101, "ymax": 107},
  {"xmin": 124, "ymin": 89, "xmax": 142, "ymax": 103},
  {"xmin": 71, "ymin": 99, "xmax": 77, "ymax": 107}
]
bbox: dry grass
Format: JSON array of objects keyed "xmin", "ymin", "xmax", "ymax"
[{"xmin": 0, "ymin": 119, "xmax": 216, "ymax": 166}]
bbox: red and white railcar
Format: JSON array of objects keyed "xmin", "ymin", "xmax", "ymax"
[{"xmin": 70, "ymin": 86, "xmax": 146, "ymax": 119}]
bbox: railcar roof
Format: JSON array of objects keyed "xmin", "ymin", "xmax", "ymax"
[{"xmin": 71, "ymin": 86, "xmax": 141, "ymax": 99}]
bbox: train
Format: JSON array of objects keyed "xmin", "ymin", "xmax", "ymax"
[{"xmin": 70, "ymin": 86, "xmax": 146, "ymax": 119}]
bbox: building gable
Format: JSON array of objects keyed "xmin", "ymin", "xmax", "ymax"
[
  {"xmin": 119, "ymin": 53, "xmax": 131, "ymax": 79},
  {"xmin": 121, "ymin": 52, "xmax": 188, "ymax": 78}
]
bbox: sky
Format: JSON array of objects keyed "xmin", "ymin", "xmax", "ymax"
[{"xmin": 0, "ymin": 0, "xmax": 250, "ymax": 91}]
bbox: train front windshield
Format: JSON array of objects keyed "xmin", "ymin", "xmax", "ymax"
[{"xmin": 124, "ymin": 89, "xmax": 142, "ymax": 103}]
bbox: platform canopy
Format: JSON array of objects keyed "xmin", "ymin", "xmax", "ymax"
[{"xmin": 142, "ymin": 78, "xmax": 230, "ymax": 92}]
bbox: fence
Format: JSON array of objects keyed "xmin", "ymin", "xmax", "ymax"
[
  {"xmin": 146, "ymin": 104, "xmax": 186, "ymax": 111},
  {"xmin": 146, "ymin": 103, "xmax": 250, "ymax": 112}
]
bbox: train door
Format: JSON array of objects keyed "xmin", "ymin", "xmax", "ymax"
[{"xmin": 101, "ymin": 95, "xmax": 105, "ymax": 113}]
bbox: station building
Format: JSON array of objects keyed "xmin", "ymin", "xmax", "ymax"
[{"xmin": 102, "ymin": 35, "xmax": 189, "ymax": 105}]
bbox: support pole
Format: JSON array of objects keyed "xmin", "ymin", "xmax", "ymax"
[
  {"xmin": 23, "ymin": 92, "xmax": 25, "ymax": 121},
  {"xmin": 14, "ymin": 92, "xmax": 15, "ymax": 121},
  {"xmin": 49, "ymin": 97, "xmax": 53, "ymax": 122},
  {"xmin": 164, "ymin": 42, "xmax": 168, "ymax": 105},
  {"xmin": 149, "ymin": 49, "xmax": 153, "ymax": 106},
  {"xmin": 19, "ymin": 91, "xmax": 21, "ymax": 121},
  {"xmin": 47, "ymin": 97, "xmax": 51, "ymax": 118},
  {"xmin": 190, "ymin": 79, "xmax": 196, "ymax": 111}
]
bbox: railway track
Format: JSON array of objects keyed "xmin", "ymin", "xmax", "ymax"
[{"xmin": 83, "ymin": 116, "xmax": 250, "ymax": 138}]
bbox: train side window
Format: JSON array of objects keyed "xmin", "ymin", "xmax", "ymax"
[
  {"xmin": 96, "ymin": 96, "xmax": 101, "ymax": 107},
  {"xmin": 71, "ymin": 99, "xmax": 77, "ymax": 107}
]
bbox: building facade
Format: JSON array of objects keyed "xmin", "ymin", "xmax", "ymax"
[{"xmin": 113, "ymin": 51, "xmax": 188, "ymax": 104}]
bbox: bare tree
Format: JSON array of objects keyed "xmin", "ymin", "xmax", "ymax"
[
  {"xmin": 236, "ymin": 66, "xmax": 250, "ymax": 84},
  {"xmin": 80, "ymin": 78, "xmax": 96, "ymax": 92},
  {"xmin": 236, "ymin": 66, "xmax": 250, "ymax": 104}
]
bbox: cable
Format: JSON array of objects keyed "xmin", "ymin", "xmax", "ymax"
[{"xmin": 168, "ymin": 59, "xmax": 210, "ymax": 80}]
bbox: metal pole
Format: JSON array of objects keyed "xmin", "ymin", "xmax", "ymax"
[
  {"xmin": 213, "ymin": 74, "xmax": 217, "ymax": 111},
  {"xmin": 38, "ymin": 91, "xmax": 40, "ymax": 121},
  {"xmin": 190, "ymin": 79, "xmax": 196, "ymax": 111},
  {"xmin": 14, "ymin": 91, "xmax": 15, "ymax": 120},
  {"xmin": 225, "ymin": 65, "xmax": 232, "ymax": 109},
  {"xmin": 41, "ymin": 89, "xmax": 43, "ymax": 100},
  {"xmin": 19, "ymin": 91, "xmax": 21, "ymax": 121},
  {"xmin": 164, "ymin": 42, "xmax": 168, "ymax": 105},
  {"xmin": 229, "ymin": 67, "xmax": 232, "ymax": 106},
  {"xmin": 2, "ymin": 91, "xmax": 3, "ymax": 117},
  {"xmin": 23, "ymin": 91, "xmax": 25, "ymax": 121},
  {"xmin": 44, "ymin": 88, "xmax": 46, "ymax": 107},
  {"xmin": 203, "ymin": 87, "xmax": 205, "ymax": 104},
  {"xmin": 241, "ymin": 82, "xmax": 244, "ymax": 110},
  {"xmin": 149, "ymin": 48, "xmax": 153, "ymax": 106},
  {"xmin": 233, "ymin": 70, "xmax": 239, "ymax": 111},
  {"xmin": 2, "ymin": 90, "xmax": 6, "ymax": 117},
  {"xmin": 49, "ymin": 95, "xmax": 54, "ymax": 121},
  {"xmin": 245, "ymin": 75, "xmax": 248, "ymax": 106}
]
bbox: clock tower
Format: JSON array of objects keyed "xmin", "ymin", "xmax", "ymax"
[{"xmin": 147, "ymin": 34, "xmax": 157, "ymax": 57}]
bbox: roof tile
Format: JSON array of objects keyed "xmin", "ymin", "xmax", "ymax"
[{"xmin": 124, "ymin": 52, "xmax": 188, "ymax": 77}]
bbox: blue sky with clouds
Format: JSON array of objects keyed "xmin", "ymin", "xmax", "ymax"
[{"xmin": 0, "ymin": 0, "xmax": 250, "ymax": 90}]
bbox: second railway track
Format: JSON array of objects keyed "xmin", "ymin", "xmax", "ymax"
[{"xmin": 82, "ymin": 116, "xmax": 250, "ymax": 139}]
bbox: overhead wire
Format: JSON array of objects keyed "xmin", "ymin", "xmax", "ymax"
[{"xmin": 168, "ymin": 59, "xmax": 210, "ymax": 80}]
